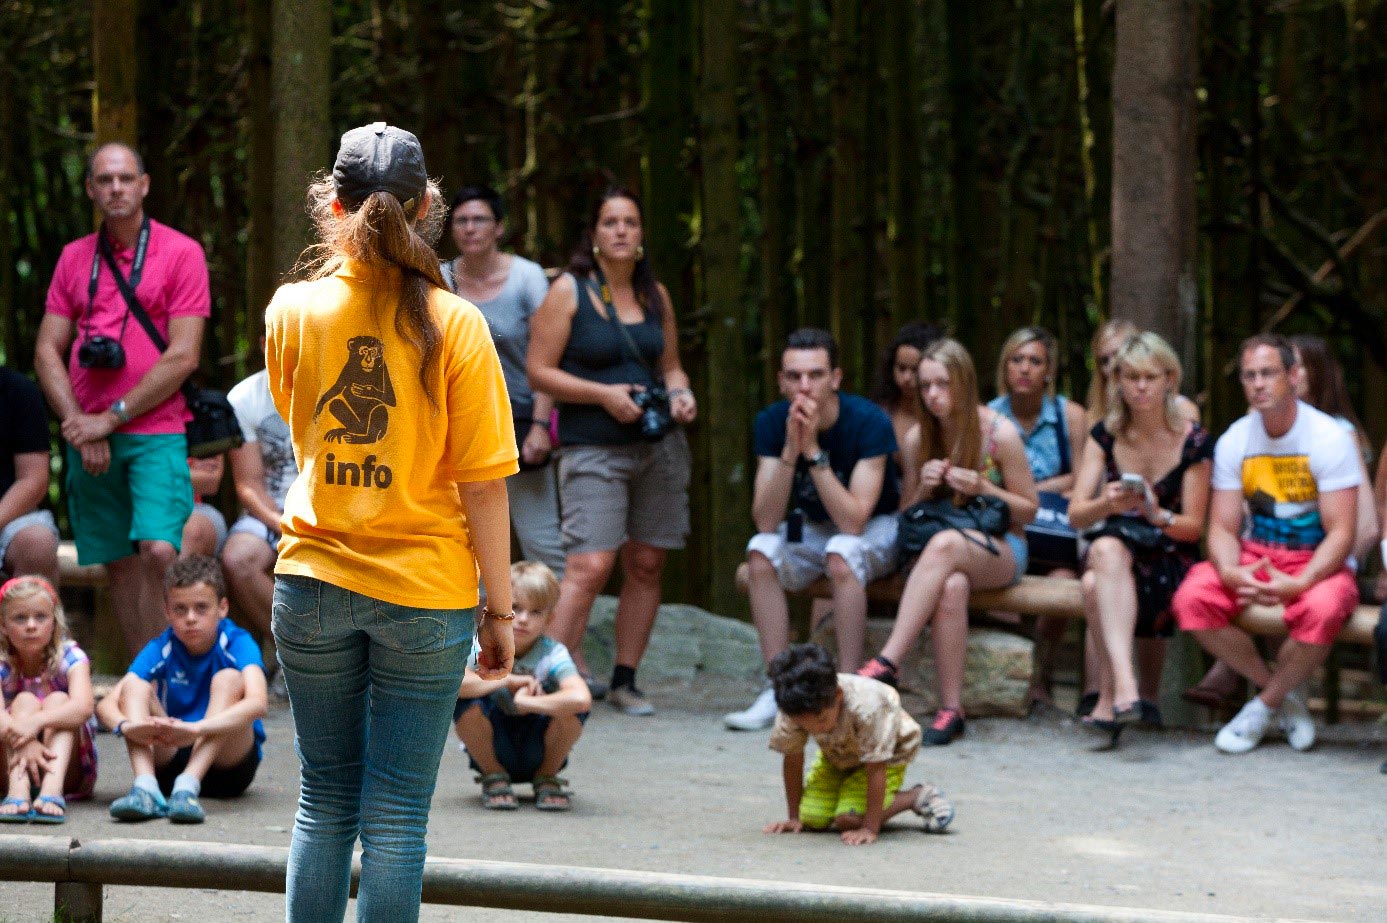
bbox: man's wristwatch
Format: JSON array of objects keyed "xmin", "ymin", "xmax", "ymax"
[
  {"xmin": 110, "ymin": 399, "xmax": 132, "ymax": 425},
  {"xmin": 1159, "ymin": 509, "xmax": 1175, "ymax": 528},
  {"xmin": 807, "ymin": 450, "xmax": 830, "ymax": 469}
]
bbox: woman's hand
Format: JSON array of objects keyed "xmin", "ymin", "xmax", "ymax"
[
  {"xmin": 475, "ymin": 614, "xmax": 516, "ymax": 680},
  {"xmin": 944, "ymin": 465, "xmax": 983, "ymax": 497},
  {"xmin": 670, "ymin": 388, "xmax": 697, "ymax": 424},
  {"xmin": 520, "ymin": 422, "xmax": 553, "ymax": 466},
  {"xmin": 920, "ymin": 459, "xmax": 950, "ymax": 496},
  {"xmin": 601, "ymin": 384, "xmax": 644, "ymax": 424},
  {"xmin": 1103, "ymin": 480, "xmax": 1143, "ymax": 515}
]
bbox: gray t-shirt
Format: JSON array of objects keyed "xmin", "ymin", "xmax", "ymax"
[{"xmin": 441, "ymin": 255, "xmax": 550, "ymax": 419}]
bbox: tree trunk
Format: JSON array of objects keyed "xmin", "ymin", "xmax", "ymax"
[
  {"xmin": 699, "ymin": 0, "xmax": 751, "ymax": 620},
  {"xmin": 270, "ymin": 0, "xmax": 332, "ymax": 279},
  {"xmin": 792, "ymin": 0, "xmax": 829, "ymax": 331},
  {"xmin": 1110, "ymin": 0, "xmax": 1198, "ymax": 362},
  {"xmin": 883, "ymin": 0, "xmax": 924, "ymax": 333},
  {"xmin": 244, "ymin": 0, "xmax": 273, "ymax": 366},
  {"xmin": 93, "ymin": 0, "xmax": 138, "ymax": 147},
  {"xmin": 946, "ymin": 1, "xmax": 982, "ymax": 352},
  {"xmin": 828, "ymin": 0, "xmax": 870, "ymax": 389}
]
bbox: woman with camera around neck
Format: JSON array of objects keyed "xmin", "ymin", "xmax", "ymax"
[
  {"xmin": 527, "ymin": 186, "xmax": 696, "ymax": 717},
  {"xmin": 1067, "ymin": 333, "xmax": 1212, "ymax": 742},
  {"xmin": 857, "ymin": 339, "xmax": 1037, "ymax": 746}
]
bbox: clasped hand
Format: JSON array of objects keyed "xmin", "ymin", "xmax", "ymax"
[
  {"xmin": 121, "ymin": 716, "xmax": 201, "ymax": 749},
  {"xmin": 1222, "ymin": 557, "xmax": 1304, "ymax": 607},
  {"xmin": 920, "ymin": 459, "xmax": 983, "ymax": 497}
]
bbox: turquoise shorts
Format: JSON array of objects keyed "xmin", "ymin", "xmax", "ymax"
[{"xmin": 66, "ymin": 433, "xmax": 194, "ymax": 565}]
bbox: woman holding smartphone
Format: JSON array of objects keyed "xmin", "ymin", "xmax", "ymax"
[{"xmin": 1067, "ymin": 333, "xmax": 1212, "ymax": 741}]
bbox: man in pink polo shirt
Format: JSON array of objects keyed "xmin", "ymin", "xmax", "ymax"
[
  {"xmin": 34, "ymin": 142, "xmax": 209, "ymax": 657},
  {"xmin": 1172, "ymin": 334, "xmax": 1360, "ymax": 755}
]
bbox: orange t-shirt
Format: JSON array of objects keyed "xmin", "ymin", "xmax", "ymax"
[{"xmin": 265, "ymin": 259, "xmax": 518, "ymax": 609}]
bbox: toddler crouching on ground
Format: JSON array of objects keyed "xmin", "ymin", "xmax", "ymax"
[{"xmin": 764, "ymin": 643, "xmax": 953, "ymax": 845}]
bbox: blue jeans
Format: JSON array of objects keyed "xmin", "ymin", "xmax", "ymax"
[{"xmin": 272, "ymin": 574, "xmax": 473, "ymax": 923}]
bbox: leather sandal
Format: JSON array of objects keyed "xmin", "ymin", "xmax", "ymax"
[
  {"xmin": 478, "ymin": 772, "xmax": 517, "ymax": 810},
  {"xmin": 532, "ymin": 775, "xmax": 572, "ymax": 812}
]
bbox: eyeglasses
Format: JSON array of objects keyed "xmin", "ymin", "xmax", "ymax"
[{"xmin": 452, "ymin": 216, "xmax": 496, "ymax": 228}]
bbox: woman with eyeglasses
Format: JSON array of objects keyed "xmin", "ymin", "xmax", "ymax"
[
  {"xmin": 986, "ymin": 326, "xmax": 1087, "ymax": 713},
  {"xmin": 441, "ymin": 185, "xmax": 565, "ymax": 576}
]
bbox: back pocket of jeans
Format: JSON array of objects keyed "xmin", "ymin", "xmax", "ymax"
[
  {"xmin": 370, "ymin": 599, "xmax": 447, "ymax": 654},
  {"xmin": 271, "ymin": 574, "xmax": 323, "ymax": 645}
]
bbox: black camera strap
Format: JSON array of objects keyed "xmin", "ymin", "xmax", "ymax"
[
  {"xmin": 83, "ymin": 217, "xmax": 149, "ymax": 348},
  {"xmin": 585, "ymin": 267, "xmax": 664, "ymax": 387},
  {"xmin": 97, "ymin": 222, "xmax": 197, "ymax": 403}
]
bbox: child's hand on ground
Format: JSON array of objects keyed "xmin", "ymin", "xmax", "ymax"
[
  {"xmin": 840, "ymin": 827, "xmax": 877, "ymax": 846},
  {"xmin": 763, "ymin": 819, "xmax": 804, "ymax": 834}
]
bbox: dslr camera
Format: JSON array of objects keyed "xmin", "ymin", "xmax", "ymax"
[
  {"xmin": 631, "ymin": 386, "xmax": 674, "ymax": 442},
  {"xmin": 77, "ymin": 335, "xmax": 126, "ymax": 370}
]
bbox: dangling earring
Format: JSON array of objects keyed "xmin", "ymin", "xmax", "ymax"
[
  {"xmin": 636, "ymin": 244, "xmax": 645, "ymax": 260},
  {"xmin": 592, "ymin": 244, "xmax": 601, "ymax": 259}
]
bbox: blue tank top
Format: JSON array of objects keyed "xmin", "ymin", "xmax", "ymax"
[{"xmin": 558, "ymin": 272, "xmax": 666, "ymax": 446}]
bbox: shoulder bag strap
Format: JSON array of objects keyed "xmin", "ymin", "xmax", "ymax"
[
  {"xmin": 583, "ymin": 269, "xmax": 663, "ymax": 384},
  {"xmin": 1054, "ymin": 396, "xmax": 1072, "ymax": 475},
  {"xmin": 99, "ymin": 226, "xmax": 197, "ymax": 401}
]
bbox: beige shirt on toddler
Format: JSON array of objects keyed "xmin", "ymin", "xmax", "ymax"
[{"xmin": 769, "ymin": 674, "xmax": 922, "ymax": 769}]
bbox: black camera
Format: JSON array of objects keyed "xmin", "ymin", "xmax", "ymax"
[
  {"xmin": 77, "ymin": 335, "xmax": 126, "ymax": 369},
  {"xmin": 631, "ymin": 386, "xmax": 674, "ymax": 442}
]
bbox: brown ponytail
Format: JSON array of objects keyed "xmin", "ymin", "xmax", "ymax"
[{"xmin": 300, "ymin": 174, "xmax": 448, "ymax": 405}]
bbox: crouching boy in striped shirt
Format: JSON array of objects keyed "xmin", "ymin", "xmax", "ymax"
[{"xmin": 763, "ymin": 643, "xmax": 953, "ymax": 846}]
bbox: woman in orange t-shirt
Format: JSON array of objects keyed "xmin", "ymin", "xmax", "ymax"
[{"xmin": 264, "ymin": 123, "xmax": 516, "ymax": 923}]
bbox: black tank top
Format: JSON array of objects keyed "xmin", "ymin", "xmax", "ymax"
[{"xmin": 558, "ymin": 272, "xmax": 666, "ymax": 446}]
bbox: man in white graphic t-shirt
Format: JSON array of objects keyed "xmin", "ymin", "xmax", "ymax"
[{"xmin": 1173, "ymin": 334, "xmax": 1360, "ymax": 754}]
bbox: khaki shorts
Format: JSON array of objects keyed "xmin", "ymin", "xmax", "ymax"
[{"xmin": 558, "ymin": 431, "xmax": 691, "ymax": 554}]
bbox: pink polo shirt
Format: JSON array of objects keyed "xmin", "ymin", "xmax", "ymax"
[{"xmin": 45, "ymin": 219, "xmax": 210, "ymax": 435}]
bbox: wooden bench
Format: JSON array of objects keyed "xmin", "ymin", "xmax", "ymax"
[{"xmin": 733, "ymin": 565, "xmax": 1381, "ymax": 645}]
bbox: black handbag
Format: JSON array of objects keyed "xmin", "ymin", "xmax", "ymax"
[
  {"xmin": 897, "ymin": 494, "xmax": 1011, "ymax": 557},
  {"xmin": 1082, "ymin": 515, "xmax": 1164, "ymax": 552},
  {"xmin": 99, "ymin": 235, "xmax": 243, "ymax": 458}
]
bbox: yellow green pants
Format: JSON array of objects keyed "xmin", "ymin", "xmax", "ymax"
[{"xmin": 799, "ymin": 751, "xmax": 906, "ymax": 829}]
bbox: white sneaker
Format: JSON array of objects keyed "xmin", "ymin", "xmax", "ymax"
[
  {"xmin": 723, "ymin": 686, "xmax": 778, "ymax": 731},
  {"xmin": 1276, "ymin": 689, "xmax": 1316, "ymax": 752},
  {"xmin": 1215, "ymin": 697, "xmax": 1272, "ymax": 754}
]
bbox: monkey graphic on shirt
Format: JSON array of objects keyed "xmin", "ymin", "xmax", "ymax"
[{"xmin": 314, "ymin": 336, "xmax": 396, "ymax": 444}]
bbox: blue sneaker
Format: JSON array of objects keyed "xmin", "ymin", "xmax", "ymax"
[
  {"xmin": 167, "ymin": 790, "xmax": 206, "ymax": 824},
  {"xmin": 110, "ymin": 785, "xmax": 167, "ymax": 822}
]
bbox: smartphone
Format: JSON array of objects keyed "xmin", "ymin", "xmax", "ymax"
[{"xmin": 1120, "ymin": 473, "xmax": 1145, "ymax": 494}]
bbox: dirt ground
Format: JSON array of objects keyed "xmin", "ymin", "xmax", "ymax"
[{"xmin": 3, "ymin": 675, "xmax": 1384, "ymax": 922}]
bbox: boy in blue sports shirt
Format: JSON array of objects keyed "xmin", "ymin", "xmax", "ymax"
[{"xmin": 97, "ymin": 555, "xmax": 267, "ymax": 823}]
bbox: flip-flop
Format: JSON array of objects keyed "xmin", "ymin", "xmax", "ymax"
[
  {"xmin": 0, "ymin": 796, "xmax": 31, "ymax": 823},
  {"xmin": 29, "ymin": 794, "xmax": 66, "ymax": 825}
]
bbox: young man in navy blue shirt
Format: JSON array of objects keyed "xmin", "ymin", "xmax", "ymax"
[
  {"xmin": 725, "ymin": 329, "xmax": 899, "ymax": 731},
  {"xmin": 98, "ymin": 555, "xmax": 267, "ymax": 823}
]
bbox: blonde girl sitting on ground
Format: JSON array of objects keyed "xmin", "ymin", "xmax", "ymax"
[{"xmin": 0, "ymin": 576, "xmax": 96, "ymax": 824}]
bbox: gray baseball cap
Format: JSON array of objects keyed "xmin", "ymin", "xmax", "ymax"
[{"xmin": 332, "ymin": 122, "xmax": 427, "ymax": 209}]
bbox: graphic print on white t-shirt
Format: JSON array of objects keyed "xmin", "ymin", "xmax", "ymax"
[
  {"xmin": 1211, "ymin": 401, "xmax": 1361, "ymax": 547},
  {"xmin": 228, "ymin": 368, "xmax": 299, "ymax": 508}
]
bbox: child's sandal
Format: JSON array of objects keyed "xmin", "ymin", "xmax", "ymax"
[
  {"xmin": 532, "ymin": 775, "xmax": 571, "ymax": 812},
  {"xmin": 0, "ymin": 796, "xmax": 31, "ymax": 823},
  {"xmin": 478, "ymin": 772, "xmax": 517, "ymax": 810},
  {"xmin": 30, "ymin": 794, "xmax": 66, "ymax": 825}
]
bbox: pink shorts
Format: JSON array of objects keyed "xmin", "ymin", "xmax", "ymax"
[{"xmin": 1172, "ymin": 541, "xmax": 1357, "ymax": 646}]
